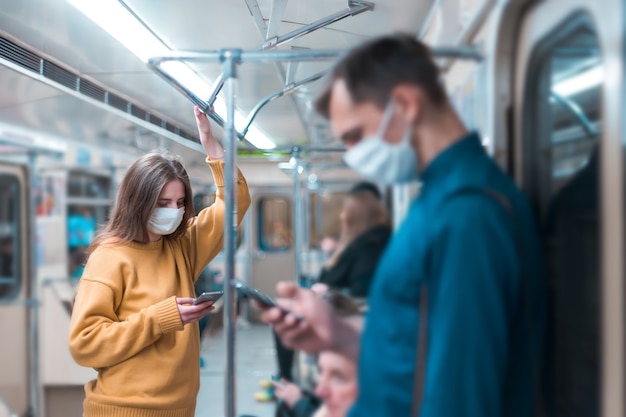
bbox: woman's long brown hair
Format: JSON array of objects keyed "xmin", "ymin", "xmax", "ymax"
[
  {"xmin": 88, "ymin": 152, "xmax": 194, "ymax": 255},
  {"xmin": 325, "ymin": 190, "xmax": 388, "ymax": 268}
]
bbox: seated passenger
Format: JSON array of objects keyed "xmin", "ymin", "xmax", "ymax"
[
  {"xmin": 260, "ymin": 182, "xmax": 389, "ymax": 398},
  {"xmin": 273, "ymin": 350, "xmax": 357, "ymax": 417},
  {"xmin": 317, "ymin": 181, "xmax": 391, "ymax": 303},
  {"xmin": 313, "ymin": 350, "xmax": 358, "ymax": 417},
  {"xmin": 272, "ymin": 292, "xmax": 360, "ymax": 417}
]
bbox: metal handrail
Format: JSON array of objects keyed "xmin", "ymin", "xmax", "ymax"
[
  {"xmin": 206, "ymin": 0, "xmax": 375, "ymax": 108},
  {"xmin": 241, "ymin": 70, "xmax": 327, "ymax": 136},
  {"xmin": 550, "ymin": 91, "xmax": 599, "ymax": 137},
  {"xmin": 147, "ymin": 45, "xmax": 481, "ymax": 148},
  {"xmin": 148, "ymin": 49, "xmax": 341, "ymax": 148}
]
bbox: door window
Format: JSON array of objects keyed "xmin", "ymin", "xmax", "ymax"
[
  {"xmin": 66, "ymin": 171, "xmax": 111, "ymax": 279},
  {"xmin": 258, "ymin": 197, "xmax": 292, "ymax": 252},
  {"xmin": 0, "ymin": 174, "xmax": 21, "ymax": 300},
  {"xmin": 523, "ymin": 14, "xmax": 601, "ymax": 417},
  {"xmin": 308, "ymin": 190, "xmax": 347, "ymax": 250}
]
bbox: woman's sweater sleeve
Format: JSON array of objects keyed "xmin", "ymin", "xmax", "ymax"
[{"xmin": 186, "ymin": 159, "xmax": 251, "ymax": 277}]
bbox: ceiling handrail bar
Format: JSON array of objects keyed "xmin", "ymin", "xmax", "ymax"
[
  {"xmin": 148, "ymin": 49, "xmax": 341, "ymax": 146},
  {"xmin": 206, "ymin": 0, "xmax": 375, "ymax": 108},
  {"xmin": 550, "ymin": 91, "xmax": 599, "ymax": 137},
  {"xmin": 418, "ymin": 0, "xmax": 446, "ymax": 40},
  {"xmin": 241, "ymin": 70, "xmax": 327, "ymax": 136},
  {"xmin": 148, "ymin": 46, "xmax": 481, "ymax": 146}
]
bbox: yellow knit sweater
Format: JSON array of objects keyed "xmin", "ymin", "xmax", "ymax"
[{"xmin": 68, "ymin": 160, "xmax": 250, "ymax": 417}]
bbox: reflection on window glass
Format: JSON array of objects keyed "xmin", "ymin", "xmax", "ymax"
[
  {"xmin": 0, "ymin": 175, "xmax": 20, "ymax": 300},
  {"xmin": 67, "ymin": 172, "xmax": 110, "ymax": 198},
  {"xmin": 194, "ymin": 190, "xmax": 244, "ymax": 250},
  {"xmin": 193, "ymin": 192, "xmax": 217, "ymax": 215},
  {"xmin": 309, "ymin": 191, "xmax": 346, "ymax": 249},
  {"xmin": 67, "ymin": 206, "xmax": 97, "ymax": 279},
  {"xmin": 66, "ymin": 171, "xmax": 111, "ymax": 279},
  {"xmin": 526, "ymin": 16, "xmax": 600, "ymax": 417},
  {"xmin": 542, "ymin": 28, "xmax": 601, "ymax": 210},
  {"xmin": 259, "ymin": 197, "xmax": 292, "ymax": 251}
]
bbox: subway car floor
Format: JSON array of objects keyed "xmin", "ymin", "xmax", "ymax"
[{"xmin": 196, "ymin": 321, "xmax": 276, "ymax": 417}]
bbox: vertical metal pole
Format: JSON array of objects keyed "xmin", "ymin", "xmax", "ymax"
[
  {"xmin": 292, "ymin": 147, "xmax": 302, "ymax": 286},
  {"xmin": 221, "ymin": 49, "xmax": 240, "ymax": 417},
  {"xmin": 240, "ymin": 211, "xmax": 252, "ymax": 322},
  {"xmin": 27, "ymin": 151, "xmax": 40, "ymax": 417},
  {"xmin": 303, "ymin": 164, "xmax": 311, "ymax": 254},
  {"xmin": 290, "ymin": 147, "xmax": 303, "ymax": 383}
]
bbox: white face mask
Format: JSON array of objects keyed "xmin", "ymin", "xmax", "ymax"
[
  {"xmin": 343, "ymin": 100, "xmax": 419, "ymax": 184},
  {"xmin": 147, "ymin": 207, "xmax": 185, "ymax": 235}
]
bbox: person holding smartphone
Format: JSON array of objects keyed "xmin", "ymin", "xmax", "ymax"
[
  {"xmin": 261, "ymin": 33, "xmax": 546, "ymax": 417},
  {"xmin": 68, "ymin": 106, "xmax": 251, "ymax": 417},
  {"xmin": 255, "ymin": 182, "xmax": 390, "ymax": 403},
  {"xmin": 271, "ymin": 292, "xmax": 362, "ymax": 417}
]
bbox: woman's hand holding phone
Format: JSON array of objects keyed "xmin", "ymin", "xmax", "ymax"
[
  {"xmin": 176, "ymin": 295, "xmax": 218, "ymax": 325},
  {"xmin": 193, "ymin": 291, "xmax": 223, "ymax": 305}
]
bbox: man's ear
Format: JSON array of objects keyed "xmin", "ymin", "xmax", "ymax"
[{"xmin": 390, "ymin": 84, "xmax": 421, "ymax": 124}]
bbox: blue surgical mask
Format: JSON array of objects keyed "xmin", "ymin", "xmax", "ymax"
[
  {"xmin": 147, "ymin": 207, "xmax": 184, "ymax": 235},
  {"xmin": 343, "ymin": 100, "xmax": 419, "ymax": 184}
]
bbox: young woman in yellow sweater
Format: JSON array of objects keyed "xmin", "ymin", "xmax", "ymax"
[{"xmin": 68, "ymin": 106, "xmax": 251, "ymax": 417}]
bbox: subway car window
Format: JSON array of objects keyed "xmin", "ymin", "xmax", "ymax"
[
  {"xmin": 67, "ymin": 172, "xmax": 110, "ymax": 198},
  {"xmin": 194, "ymin": 192, "xmax": 217, "ymax": 215},
  {"xmin": 194, "ymin": 190, "xmax": 244, "ymax": 249},
  {"xmin": 308, "ymin": 191, "xmax": 346, "ymax": 249},
  {"xmin": 258, "ymin": 197, "xmax": 292, "ymax": 252},
  {"xmin": 0, "ymin": 175, "xmax": 21, "ymax": 300},
  {"xmin": 524, "ymin": 16, "xmax": 601, "ymax": 417},
  {"xmin": 66, "ymin": 171, "xmax": 111, "ymax": 279}
]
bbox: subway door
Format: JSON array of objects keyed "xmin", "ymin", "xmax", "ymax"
[
  {"xmin": 247, "ymin": 189, "xmax": 295, "ymax": 321},
  {"xmin": 512, "ymin": 1, "xmax": 625, "ymax": 416},
  {"xmin": 0, "ymin": 163, "xmax": 31, "ymax": 416}
]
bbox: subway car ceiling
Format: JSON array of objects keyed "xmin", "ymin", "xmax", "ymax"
[{"xmin": 0, "ymin": 0, "xmax": 433, "ymax": 185}]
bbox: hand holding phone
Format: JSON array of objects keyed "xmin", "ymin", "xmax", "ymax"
[
  {"xmin": 193, "ymin": 290, "xmax": 223, "ymax": 305},
  {"xmin": 235, "ymin": 281, "xmax": 301, "ymax": 321},
  {"xmin": 235, "ymin": 282, "xmax": 278, "ymax": 309}
]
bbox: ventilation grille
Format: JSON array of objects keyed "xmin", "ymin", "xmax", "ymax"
[
  {"xmin": 80, "ymin": 79, "xmax": 106, "ymax": 102},
  {"xmin": 0, "ymin": 35, "xmax": 199, "ymax": 143},
  {"xmin": 0, "ymin": 37, "xmax": 39, "ymax": 72},
  {"xmin": 130, "ymin": 104, "xmax": 147, "ymax": 121},
  {"xmin": 43, "ymin": 61, "xmax": 76, "ymax": 89},
  {"xmin": 108, "ymin": 92, "xmax": 129, "ymax": 112}
]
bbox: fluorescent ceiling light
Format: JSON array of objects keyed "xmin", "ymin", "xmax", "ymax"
[
  {"xmin": 161, "ymin": 61, "xmax": 213, "ymax": 99},
  {"xmin": 67, "ymin": 0, "xmax": 167, "ymax": 62},
  {"xmin": 67, "ymin": 0, "xmax": 276, "ymax": 150},
  {"xmin": 552, "ymin": 66, "xmax": 603, "ymax": 97}
]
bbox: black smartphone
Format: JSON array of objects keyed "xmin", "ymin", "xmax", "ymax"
[
  {"xmin": 193, "ymin": 290, "xmax": 224, "ymax": 305},
  {"xmin": 235, "ymin": 283, "xmax": 278, "ymax": 309},
  {"xmin": 234, "ymin": 281, "xmax": 301, "ymax": 321}
]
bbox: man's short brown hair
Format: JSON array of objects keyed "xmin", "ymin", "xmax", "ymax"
[{"xmin": 315, "ymin": 33, "xmax": 447, "ymax": 118}]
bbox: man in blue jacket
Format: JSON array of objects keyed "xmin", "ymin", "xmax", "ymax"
[{"xmin": 261, "ymin": 33, "xmax": 546, "ymax": 417}]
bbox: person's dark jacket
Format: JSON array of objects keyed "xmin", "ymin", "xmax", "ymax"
[
  {"xmin": 318, "ymin": 224, "xmax": 391, "ymax": 298},
  {"xmin": 275, "ymin": 392, "xmax": 322, "ymax": 417}
]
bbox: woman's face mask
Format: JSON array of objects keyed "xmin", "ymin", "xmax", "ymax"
[
  {"xmin": 343, "ymin": 100, "xmax": 419, "ymax": 185},
  {"xmin": 147, "ymin": 207, "xmax": 184, "ymax": 235}
]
